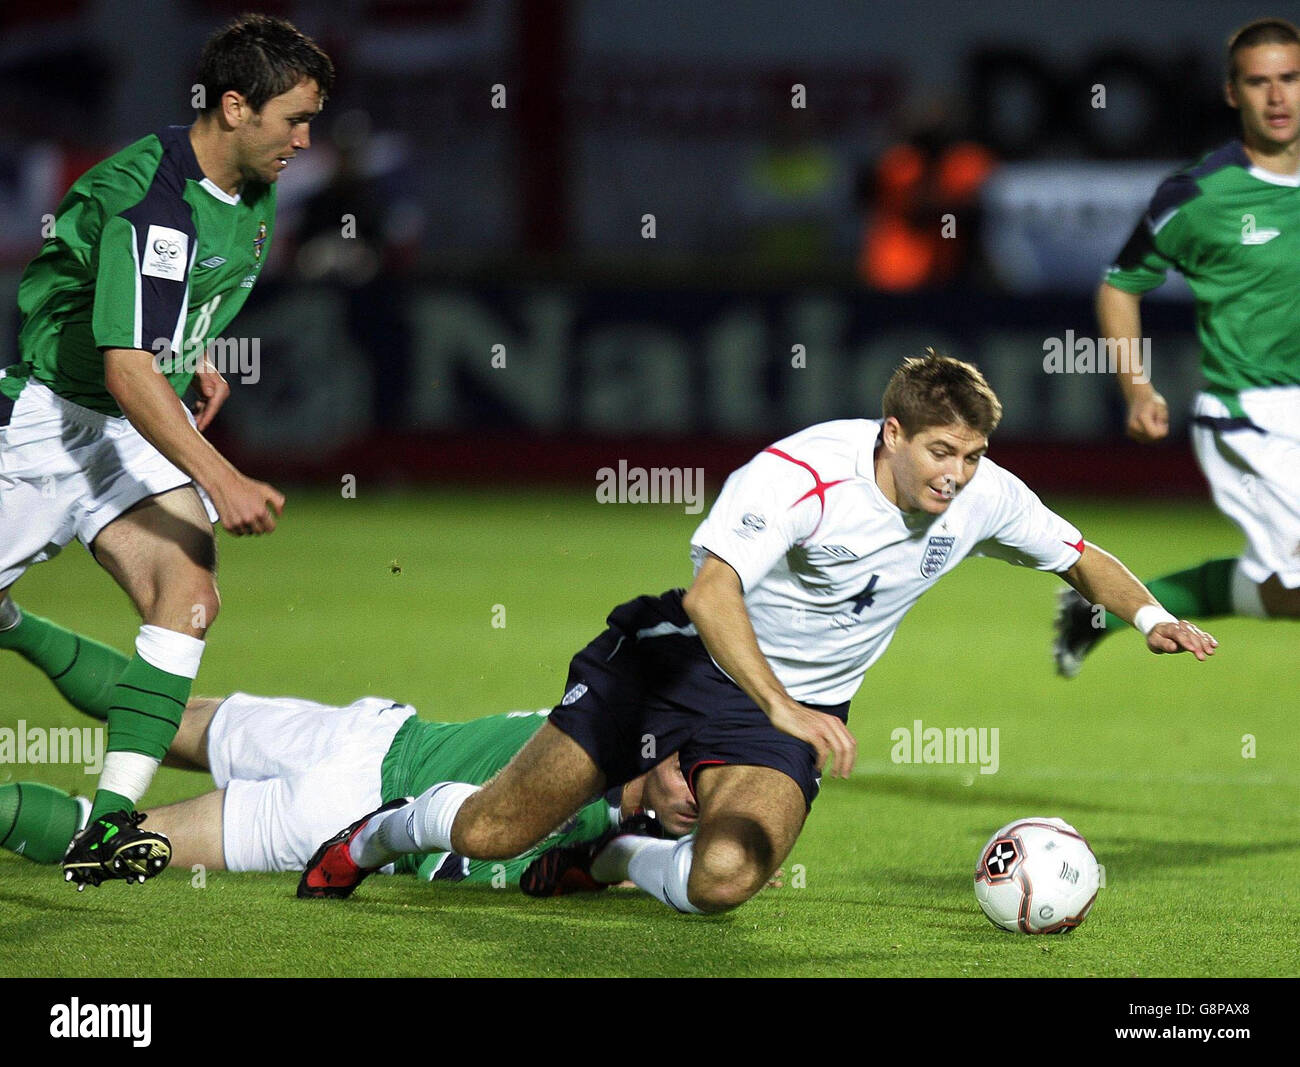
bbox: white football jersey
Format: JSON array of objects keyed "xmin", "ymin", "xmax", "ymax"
[{"xmin": 690, "ymin": 419, "xmax": 1083, "ymax": 705}]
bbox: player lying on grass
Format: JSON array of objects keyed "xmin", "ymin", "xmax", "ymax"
[
  {"xmin": 301, "ymin": 352, "xmax": 1217, "ymax": 916},
  {"xmin": 0, "ymin": 676, "xmax": 696, "ymax": 890},
  {"xmin": 1055, "ymin": 18, "xmax": 1300, "ymax": 676}
]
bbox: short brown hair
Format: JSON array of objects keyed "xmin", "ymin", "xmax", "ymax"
[
  {"xmin": 1227, "ymin": 18, "xmax": 1300, "ymax": 82},
  {"xmin": 197, "ymin": 14, "xmax": 335, "ymax": 114},
  {"xmin": 881, "ymin": 349, "xmax": 1002, "ymax": 437}
]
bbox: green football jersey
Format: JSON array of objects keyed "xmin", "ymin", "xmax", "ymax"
[
  {"xmin": 1105, "ymin": 140, "xmax": 1300, "ymax": 410},
  {"xmin": 12, "ymin": 124, "xmax": 275, "ymax": 416},
  {"xmin": 380, "ymin": 711, "xmax": 616, "ymax": 884}
]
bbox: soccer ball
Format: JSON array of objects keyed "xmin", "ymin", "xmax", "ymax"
[{"xmin": 973, "ymin": 817, "xmax": 1100, "ymax": 934}]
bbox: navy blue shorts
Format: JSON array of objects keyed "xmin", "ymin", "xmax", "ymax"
[{"xmin": 547, "ymin": 590, "xmax": 850, "ymax": 810}]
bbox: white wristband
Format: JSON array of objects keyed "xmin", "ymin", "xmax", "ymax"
[{"xmin": 1133, "ymin": 605, "xmax": 1177, "ymax": 636}]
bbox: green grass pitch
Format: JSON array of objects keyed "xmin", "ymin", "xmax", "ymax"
[{"xmin": 1, "ymin": 488, "xmax": 1296, "ymax": 977}]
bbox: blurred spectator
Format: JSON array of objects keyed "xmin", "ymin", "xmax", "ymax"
[
  {"xmin": 290, "ymin": 109, "xmax": 424, "ymax": 423},
  {"xmin": 856, "ymin": 99, "xmax": 996, "ymax": 291}
]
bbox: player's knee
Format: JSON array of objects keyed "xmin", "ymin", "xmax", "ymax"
[
  {"xmin": 690, "ymin": 879, "xmax": 757, "ymax": 914},
  {"xmin": 688, "ymin": 836, "xmax": 767, "ymax": 913},
  {"xmin": 186, "ymin": 581, "xmax": 221, "ymax": 635}
]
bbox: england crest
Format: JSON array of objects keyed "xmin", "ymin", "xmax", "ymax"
[{"xmin": 919, "ymin": 535, "xmax": 955, "ymax": 578}]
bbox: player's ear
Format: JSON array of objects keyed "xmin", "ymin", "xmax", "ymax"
[
  {"xmin": 221, "ymin": 90, "xmax": 250, "ymax": 127},
  {"xmin": 1224, "ymin": 77, "xmax": 1240, "ymax": 110},
  {"xmin": 882, "ymin": 416, "xmax": 905, "ymax": 450}
]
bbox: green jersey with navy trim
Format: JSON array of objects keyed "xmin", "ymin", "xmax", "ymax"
[
  {"xmin": 380, "ymin": 711, "xmax": 616, "ymax": 885},
  {"xmin": 13, "ymin": 124, "xmax": 274, "ymax": 416},
  {"xmin": 1104, "ymin": 140, "xmax": 1300, "ymax": 408}
]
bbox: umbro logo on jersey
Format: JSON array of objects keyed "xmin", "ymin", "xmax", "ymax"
[
  {"xmin": 561, "ymin": 683, "xmax": 588, "ymax": 706},
  {"xmin": 198, "ymin": 255, "xmax": 227, "ymax": 269},
  {"xmin": 818, "ymin": 544, "xmax": 858, "ymax": 560}
]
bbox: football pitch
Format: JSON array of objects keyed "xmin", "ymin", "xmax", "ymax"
[{"xmin": 1, "ymin": 488, "xmax": 1296, "ymax": 978}]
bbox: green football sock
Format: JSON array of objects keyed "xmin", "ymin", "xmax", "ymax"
[
  {"xmin": 0, "ymin": 782, "xmax": 86, "ymax": 864},
  {"xmin": 89, "ymin": 656, "xmax": 193, "ymax": 821},
  {"xmin": 0, "ymin": 608, "xmax": 129, "ymax": 721},
  {"xmin": 1102, "ymin": 557, "xmax": 1237, "ymax": 633}
]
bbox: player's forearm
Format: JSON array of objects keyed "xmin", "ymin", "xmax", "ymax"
[
  {"xmin": 682, "ymin": 567, "xmax": 793, "ymax": 716},
  {"xmin": 104, "ymin": 350, "xmax": 239, "ymax": 494},
  {"xmin": 1063, "ymin": 541, "xmax": 1162, "ymax": 628},
  {"xmin": 1097, "ymin": 282, "xmax": 1151, "ymax": 400}
]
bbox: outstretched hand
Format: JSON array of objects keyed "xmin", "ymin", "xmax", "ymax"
[{"xmin": 1147, "ymin": 619, "xmax": 1218, "ymax": 660}]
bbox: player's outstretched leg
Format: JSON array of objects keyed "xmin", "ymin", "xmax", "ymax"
[
  {"xmin": 0, "ymin": 782, "xmax": 89, "ymax": 863},
  {"xmin": 520, "ymin": 811, "xmax": 664, "ymax": 897},
  {"xmin": 297, "ymin": 797, "xmax": 412, "ymax": 899},
  {"xmin": 301, "ymin": 722, "xmax": 604, "ymax": 898},
  {"xmin": 1053, "ymin": 588, "xmax": 1104, "ymax": 677},
  {"xmin": 0, "ymin": 595, "xmax": 130, "ymax": 721},
  {"xmin": 61, "ymin": 811, "xmax": 171, "ymax": 890}
]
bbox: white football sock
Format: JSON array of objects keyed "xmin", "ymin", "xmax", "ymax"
[
  {"xmin": 625, "ymin": 837, "xmax": 703, "ymax": 914},
  {"xmin": 1229, "ymin": 560, "xmax": 1268, "ymax": 618},
  {"xmin": 349, "ymin": 781, "xmax": 479, "ymax": 869},
  {"xmin": 347, "ymin": 803, "xmax": 410, "ymax": 868},
  {"xmin": 590, "ymin": 832, "xmax": 659, "ymax": 883}
]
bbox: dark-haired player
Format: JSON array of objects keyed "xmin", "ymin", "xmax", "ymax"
[
  {"xmin": 1057, "ymin": 18, "xmax": 1300, "ymax": 675},
  {"xmin": 0, "ymin": 15, "xmax": 334, "ymax": 886},
  {"xmin": 306, "ymin": 353, "xmax": 1216, "ymax": 916}
]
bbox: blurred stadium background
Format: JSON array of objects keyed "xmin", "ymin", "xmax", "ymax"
[{"xmin": 0, "ymin": 0, "xmax": 1273, "ymax": 495}]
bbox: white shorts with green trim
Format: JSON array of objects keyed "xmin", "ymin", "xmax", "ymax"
[
  {"xmin": 0, "ymin": 379, "xmax": 218, "ymax": 588},
  {"xmin": 207, "ymin": 692, "xmax": 415, "ymax": 873},
  {"xmin": 1191, "ymin": 387, "xmax": 1300, "ymax": 589}
]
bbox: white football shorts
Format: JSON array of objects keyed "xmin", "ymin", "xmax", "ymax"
[
  {"xmin": 1191, "ymin": 387, "xmax": 1300, "ymax": 589},
  {"xmin": 0, "ymin": 378, "xmax": 218, "ymax": 588},
  {"xmin": 207, "ymin": 692, "xmax": 416, "ymax": 873}
]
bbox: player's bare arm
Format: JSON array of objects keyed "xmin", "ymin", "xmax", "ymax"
[
  {"xmin": 104, "ymin": 347, "xmax": 284, "ymax": 535},
  {"xmin": 682, "ymin": 552, "xmax": 858, "ymax": 777},
  {"xmin": 1097, "ymin": 282, "xmax": 1167, "ymax": 443},
  {"xmin": 1063, "ymin": 541, "xmax": 1218, "ymax": 659}
]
